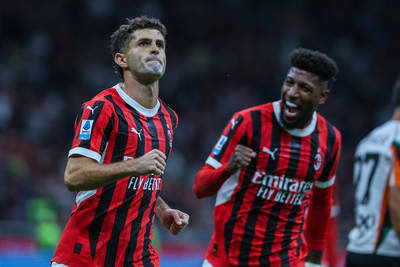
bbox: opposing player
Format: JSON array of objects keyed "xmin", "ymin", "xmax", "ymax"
[
  {"xmin": 51, "ymin": 16, "xmax": 189, "ymax": 267},
  {"xmin": 346, "ymin": 76, "xmax": 400, "ymax": 266},
  {"xmin": 193, "ymin": 48, "xmax": 341, "ymax": 266}
]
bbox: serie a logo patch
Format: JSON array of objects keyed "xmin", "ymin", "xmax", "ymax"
[
  {"xmin": 213, "ymin": 135, "xmax": 227, "ymax": 155},
  {"xmin": 79, "ymin": 120, "xmax": 94, "ymax": 140}
]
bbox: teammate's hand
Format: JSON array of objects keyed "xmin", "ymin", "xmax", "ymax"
[
  {"xmin": 159, "ymin": 208, "xmax": 189, "ymax": 235},
  {"xmin": 128, "ymin": 149, "xmax": 166, "ymax": 176},
  {"xmin": 227, "ymin": 144, "xmax": 256, "ymax": 174}
]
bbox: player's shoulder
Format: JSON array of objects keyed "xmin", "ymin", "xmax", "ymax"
[
  {"xmin": 316, "ymin": 113, "xmax": 342, "ymax": 140},
  {"xmin": 159, "ymin": 98, "xmax": 179, "ymax": 128},
  {"xmin": 358, "ymin": 120, "xmax": 399, "ymax": 148},
  {"xmin": 81, "ymin": 87, "xmax": 118, "ymax": 113},
  {"xmin": 159, "ymin": 98, "xmax": 177, "ymax": 116}
]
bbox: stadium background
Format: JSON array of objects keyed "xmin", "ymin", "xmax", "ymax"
[{"xmin": 1, "ymin": 0, "xmax": 399, "ymax": 266}]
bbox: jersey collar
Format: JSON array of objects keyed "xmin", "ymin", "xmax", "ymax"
[
  {"xmin": 114, "ymin": 83, "xmax": 160, "ymax": 117},
  {"xmin": 273, "ymin": 100, "xmax": 317, "ymax": 137}
]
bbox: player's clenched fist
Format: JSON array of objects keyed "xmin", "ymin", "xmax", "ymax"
[
  {"xmin": 227, "ymin": 144, "xmax": 256, "ymax": 174},
  {"xmin": 129, "ymin": 149, "xmax": 167, "ymax": 176}
]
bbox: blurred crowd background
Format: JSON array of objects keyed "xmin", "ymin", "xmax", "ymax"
[{"xmin": 1, "ymin": 0, "xmax": 400, "ymax": 260}]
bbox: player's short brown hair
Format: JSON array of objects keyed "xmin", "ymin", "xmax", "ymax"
[
  {"xmin": 110, "ymin": 16, "xmax": 167, "ymax": 79},
  {"xmin": 290, "ymin": 48, "xmax": 339, "ymax": 89}
]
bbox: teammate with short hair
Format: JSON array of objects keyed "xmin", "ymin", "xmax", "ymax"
[
  {"xmin": 346, "ymin": 76, "xmax": 400, "ymax": 266},
  {"xmin": 51, "ymin": 16, "xmax": 189, "ymax": 267},
  {"xmin": 194, "ymin": 48, "xmax": 341, "ymax": 266}
]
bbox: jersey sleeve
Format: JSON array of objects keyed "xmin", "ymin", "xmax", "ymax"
[
  {"xmin": 68, "ymin": 100, "xmax": 114, "ymax": 162},
  {"xmin": 306, "ymin": 128, "xmax": 342, "ymax": 251},
  {"xmin": 315, "ymin": 128, "xmax": 342, "ymax": 189},
  {"xmin": 391, "ymin": 141, "xmax": 400, "ymax": 187},
  {"xmin": 205, "ymin": 112, "xmax": 247, "ymax": 169}
]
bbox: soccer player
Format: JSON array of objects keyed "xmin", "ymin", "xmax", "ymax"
[
  {"xmin": 346, "ymin": 76, "xmax": 400, "ymax": 266},
  {"xmin": 193, "ymin": 48, "xmax": 341, "ymax": 267},
  {"xmin": 51, "ymin": 16, "xmax": 189, "ymax": 267}
]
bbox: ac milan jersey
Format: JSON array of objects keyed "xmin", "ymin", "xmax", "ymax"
[
  {"xmin": 347, "ymin": 120, "xmax": 400, "ymax": 257},
  {"xmin": 52, "ymin": 83, "xmax": 178, "ymax": 267},
  {"xmin": 203, "ymin": 101, "xmax": 341, "ymax": 266}
]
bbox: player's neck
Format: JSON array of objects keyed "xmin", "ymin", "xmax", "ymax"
[
  {"xmin": 122, "ymin": 77, "xmax": 159, "ymax": 109},
  {"xmin": 392, "ymin": 107, "xmax": 400, "ymax": 121}
]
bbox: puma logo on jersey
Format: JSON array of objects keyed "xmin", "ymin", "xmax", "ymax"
[
  {"xmin": 231, "ymin": 118, "xmax": 238, "ymax": 130},
  {"xmin": 86, "ymin": 105, "xmax": 99, "ymax": 115},
  {"xmin": 262, "ymin": 146, "xmax": 279, "ymax": 160},
  {"xmin": 131, "ymin": 127, "xmax": 143, "ymax": 141}
]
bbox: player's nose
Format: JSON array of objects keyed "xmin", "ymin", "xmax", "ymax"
[{"xmin": 286, "ymin": 84, "xmax": 299, "ymax": 98}]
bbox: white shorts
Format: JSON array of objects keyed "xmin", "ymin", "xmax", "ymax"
[
  {"xmin": 202, "ymin": 259, "xmax": 214, "ymax": 267},
  {"xmin": 51, "ymin": 262, "xmax": 69, "ymax": 267}
]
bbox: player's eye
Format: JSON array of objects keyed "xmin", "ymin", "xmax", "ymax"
[
  {"xmin": 301, "ymin": 85, "xmax": 312, "ymax": 92},
  {"xmin": 156, "ymin": 40, "xmax": 165, "ymax": 49},
  {"xmin": 138, "ymin": 40, "xmax": 150, "ymax": 46},
  {"xmin": 285, "ymin": 79, "xmax": 294, "ymax": 85}
]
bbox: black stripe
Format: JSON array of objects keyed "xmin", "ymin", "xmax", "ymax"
[
  {"xmin": 78, "ymin": 101, "xmax": 105, "ymax": 149},
  {"xmin": 87, "ymin": 99, "xmax": 117, "ymax": 260},
  {"xmin": 141, "ymin": 201, "xmax": 157, "ymax": 267},
  {"xmin": 224, "ymin": 111, "xmax": 260, "ymax": 259},
  {"xmin": 147, "ymin": 116, "xmax": 159, "ymax": 150},
  {"xmin": 75, "ymin": 105, "xmax": 84, "ymax": 129},
  {"xmin": 296, "ymin": 126, "xmax": 319, "ymax": 256},
  {"xmin": 319, "ymin": 123, "xmax": 337, "ymax": 181},
  {"xmin": 214, "ymin": 115, "xmax": 244, "ymax": 162},
  {"xmin": 161, "ymin": 100, "xmax": 177, "ymax": 129},
  {"xmin": 89, "ymin": 183, "xmax": 116, "ymax": 260},
  {"xmin": 140, "ymin": 116, "xmax": 160, "ymax": 267},
  {"xmin": 158, "ymin": 109, "xmax": 172, "ymax": 157},
  {"xmin": 99, "ymin": 114, "xmax": 115, "ymax": 156},
  {"xmin": 123, "ymin": 107, "xmax": 147, "ymax": 265},
  {"xmin": 258, "ymin": 115, "xmax": 282, "ymax": 266},
  {"xmin": 237, "ymin": 111, "xmax": 264, "ymax": 265},
  {"xmin": 305, "ymin": 124, "xmax": 320, "ymax": 182},
  {"xmin": 102, "ymin": 98, "xmax": 130, "ymax": 266},
  {"xmin": 278, "ymin": 135, "xmax": 306, "ymax": 264}
]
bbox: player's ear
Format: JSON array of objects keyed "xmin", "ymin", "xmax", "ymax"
[
  {"xmin": 319, "ymin": 89, "xmax": 330, "ymax": 104},
  {"xmin": 114, "ymin": 53, "xmax": 128, "ymax": 68}
]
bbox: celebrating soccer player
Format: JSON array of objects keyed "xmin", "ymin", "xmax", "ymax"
[
  {"xmin": 346, "ymin": 76, "xmax": 400, "ymax": 266},
  {"xmin": 51, "ymin": 16, "xmax": 189, "ymax": 267},
  {"xmin": 194, "ymin": 48, "xmax": 341, "ymax": 267}
]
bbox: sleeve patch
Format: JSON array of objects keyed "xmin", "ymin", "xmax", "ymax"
[
  {"xmin": 213, "ymin": 136, "xmax": 228, "ymax": 155},
  {"xmin": 79, "ymin": 120, "xmax": 94, "ymax": 140}
]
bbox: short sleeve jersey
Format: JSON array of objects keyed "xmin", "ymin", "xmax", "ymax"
[
  {"xmin": 347, "ymin": 120, "xmax": 400, "ymax": 257},
  {"xmin": 52, "ymin": 84, "xmax": 178, "ymax": 267},
  {"xmin": 203, "ymin": 101, "xmax": 341, "ymax": 266}
]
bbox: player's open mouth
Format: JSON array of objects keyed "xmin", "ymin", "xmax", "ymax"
[{"xmin": 283, "ymin": 101, "xmax": 300, "ymax": 119}]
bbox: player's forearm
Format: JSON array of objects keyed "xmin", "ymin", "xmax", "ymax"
[
  {"xmin": 64, "ymin": 156, "xmax": 134, "ymax": 191},
  {"xmin": 193, "ymin": 163, "xmax": 232, "ymax": 198},
  {"xmin": 389, "ymin": 187, "xmax": 400, "ymax": 237},
  {"xmin": 156, "ymin": 196, "xmax": 169, "ymax": 219}
]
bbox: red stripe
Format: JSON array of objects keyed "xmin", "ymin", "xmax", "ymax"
[{"xmin": 248, "ymin": 109, "xmax": 274, "ymax": 264}]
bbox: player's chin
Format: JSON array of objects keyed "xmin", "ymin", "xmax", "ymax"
[{"xmin": 281, "ymin": 114, "xmax": 301, "ymax": 129}]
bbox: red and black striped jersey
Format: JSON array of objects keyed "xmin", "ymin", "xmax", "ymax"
[
  {"xmin": 52, "ymin": 83, "xmax": 178, "ymax": 267},
  {"xmin": 202, "ymin": 101, "xmax": 341, "ymax": 266}
]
